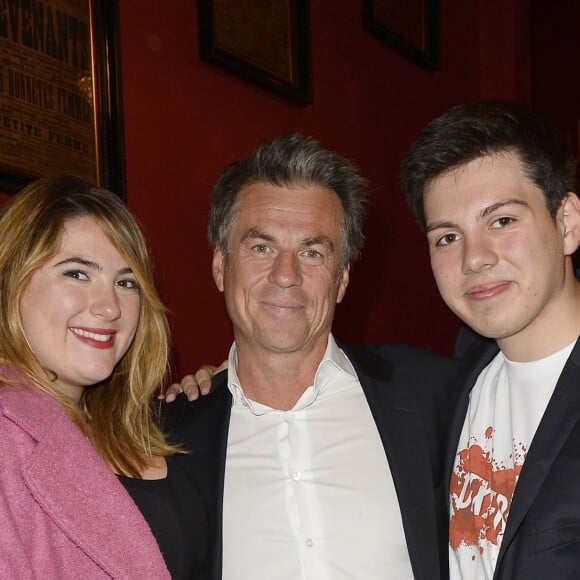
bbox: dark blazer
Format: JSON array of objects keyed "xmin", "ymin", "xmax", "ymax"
[
  {"xmin": 165, "ymin": 342, "xmax": 462, "ymax": 580},
  {"xmin": 448, "ymin": 334, "xmax": 580, "ymax": 579}
]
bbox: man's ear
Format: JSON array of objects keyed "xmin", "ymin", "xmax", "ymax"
[
  {"xmin": 212, "ymin": 247, "xmax": 226, "ymax": 292},
  {"xmin": 336, "ymin": 265, "xmax": 350, "ymax": 304},
  {"xmin": 558, "ymin": 192, "xmax": 580, "ymax": 256}
]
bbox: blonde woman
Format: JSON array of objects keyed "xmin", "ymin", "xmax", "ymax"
[{"xmin": 0, "ymin": 176, "xmax": 207, "ymax": 579}]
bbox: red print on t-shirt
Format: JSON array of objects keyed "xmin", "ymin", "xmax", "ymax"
[{"xmin": 449, "ymin": 426, "xmax": 526, "ymax": 551}]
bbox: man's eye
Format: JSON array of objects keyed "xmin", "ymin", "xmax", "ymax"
[
  {"xmin": 253, "ymin": 244, "xmax": 269, "ymax": 253},
  {"xmin": 436, "ymin": 233, "xmax": 459, "ymax": 246},
  {"xmin": 491, "ymin": 217, "xmax": 515, "ymax": 228}
]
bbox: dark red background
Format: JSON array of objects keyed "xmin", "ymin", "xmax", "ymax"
[{"xmin": 2, "ymin": 0, "xmax": 578, "ymax": 379}]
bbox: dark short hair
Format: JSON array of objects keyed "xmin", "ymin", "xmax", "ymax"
[
  {"xmin": 400, "ymin": 101, "xmax": 578, "ymax": 229},
  {"xmin": 208, "ymin": 133, "xmax": 368, "ymax": 268}
]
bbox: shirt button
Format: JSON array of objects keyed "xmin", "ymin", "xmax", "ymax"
[
  {"xmin": 305, "ymin": 538, "xmax": 314, "ymax": 547},
  {"xmin": 284, "ymin": 411, "xmax": 295, "ymax": 422},
  {"xmin": 291, "ymin": 471, "xmax": 302, "ymax": 481}
]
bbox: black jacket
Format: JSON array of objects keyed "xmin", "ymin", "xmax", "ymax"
[
  {"xmin": 449, "ymin": 333, "xmax": 580, "ymax": 578},
  {"xmin": 165, "ymin": 342, "xmax": 462, "ymax": 580}
]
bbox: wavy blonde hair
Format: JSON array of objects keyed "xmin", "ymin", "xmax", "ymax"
[{"xmin": 0, "ymin": 176, "xmax": 180, "ymax": 476}]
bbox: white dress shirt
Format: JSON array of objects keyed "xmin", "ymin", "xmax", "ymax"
[{"xmin": 222, "ymin": 335, "xmax": 413, "ymax": 580}]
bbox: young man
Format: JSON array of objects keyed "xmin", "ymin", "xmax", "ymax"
[
  {"xmin": 166, "ymin": 134, "xmax": 461, "ymax": 580},
  {"xmin": 401, "ymin": 101, "xmax": 580, "ymax": 579}
]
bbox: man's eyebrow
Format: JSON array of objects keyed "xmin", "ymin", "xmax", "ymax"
[
  {"xmin": 426, "ymin": 199, "xmax": 531, "ymax": 233},
  {"xmin": 240, "ymin": 228, "xmax": 276, "ymax": 243},
  {"xmin": 241, "ymin": 230, "xmax": 335, "ymax": 251},
  {"xmin": 302, "ymin": 236, "xmax": 335, "ymax": 251},
  {"xmin": 426, "ymin": 220, "xmax": 457, "ymax": 234},
  {"xmin": 479, "ymin": 198, "xmax": 529, "ymax": 219}
]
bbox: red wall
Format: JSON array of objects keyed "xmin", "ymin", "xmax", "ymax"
[
  {"xmin": 0, "ymin": 2, "xmax": 537, "ymax": 377},
  {"xmin": 531, "ymin": 0, "xmax": 580, "ymax": 160},
  {"xmin": 115, "ymin": 0, "xmax": 534, "ymax": 377}
]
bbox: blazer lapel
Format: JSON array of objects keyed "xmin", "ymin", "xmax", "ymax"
[
  {"xmin": 495, "ymin": 339, "xmax": 580, "ymax": 572},
  {"xmin": 201, "ymin": 374, "xmax": 231, "ymax": 580},
  {"xmin": 444, "ymin": 341, "xmax": 499, "ymax": 508},
  {"xmin": 347, "ymin": 348, "xmax": 442, "ymax": 580}
]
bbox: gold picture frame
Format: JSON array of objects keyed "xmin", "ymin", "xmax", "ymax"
[{"xmin": 0, "ymin": 0, "xmax": 126, "ymax": 197}]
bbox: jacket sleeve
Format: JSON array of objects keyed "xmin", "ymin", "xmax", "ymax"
[{"xmin": 0, "ymin": 418, "xmax": 36, "ymax": 579}]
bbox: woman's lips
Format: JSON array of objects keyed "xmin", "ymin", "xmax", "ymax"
[{"xmin": 70, "ymin": 327, "xmax": 117, "ymax": 349}]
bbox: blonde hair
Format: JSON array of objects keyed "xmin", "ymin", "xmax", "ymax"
[{"xmin": 0, "ymin": 176, "xmax": 180, "ymax": 476}]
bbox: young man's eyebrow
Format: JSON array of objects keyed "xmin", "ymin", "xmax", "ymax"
[
  {"xmin": 426, "ymin": 220, "xmax": 457, "ymax": 234},
  {"xmin": 479, "ymin": 199, "xmax": 529, "ymax": 219},
  {"xmin": 426, "ymin": 199, "xmax": 531, "ymax": 233}
]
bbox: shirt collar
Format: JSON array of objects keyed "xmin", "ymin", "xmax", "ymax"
[{"xmin": 226, "ymin": 334, "xmax": 357, "ymax": 415}]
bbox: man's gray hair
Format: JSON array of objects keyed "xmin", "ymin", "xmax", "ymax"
[{"xmin": 208, "ymin": 133, "xmax": 368, "ymax": 268}]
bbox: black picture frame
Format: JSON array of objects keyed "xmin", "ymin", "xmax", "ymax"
[
  {"xmin": 0, "ymin": 0, "xmax": 126, "ymax": 198},
  {"xmin": 199, "ymin": 0, "xmax": 312, "ymax": 105},
  {"xmin": 362, "ymin": 0, "xmax": 439, "ymax": 71},
  {"xmin": 89, "ymin": 0, "xmax": 126, "ymax": 199}
]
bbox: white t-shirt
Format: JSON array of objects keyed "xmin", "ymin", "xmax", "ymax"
[{"xmin": 449, "ymin": 340, "xmax": 576, "ymax": 580}]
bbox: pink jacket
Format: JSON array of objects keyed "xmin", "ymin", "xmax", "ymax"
[{"xmin": 0, "ymin": 367, "xmax": 170, "ymax": 579}]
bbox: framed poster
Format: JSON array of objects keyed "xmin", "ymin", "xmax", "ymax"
[
  {"xmin": 362, "ymin": 0, "xmax": 439, "ymax": 70},
  {"xmin": 199, "ymin": 0, "xmax": 312, "ymax": 105},
  {"xmin": 0, "ymin": 0, "xmax": 126, "ymax": 197}
]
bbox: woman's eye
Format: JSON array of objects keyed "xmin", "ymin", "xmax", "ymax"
[
  {"xmin": 64, "ymin": 270, "xmax": 88, "ymax": 280},
  {"xmin": 117, "ymin": 279, "xmax": 140, "ymax": 290}
]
